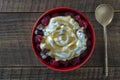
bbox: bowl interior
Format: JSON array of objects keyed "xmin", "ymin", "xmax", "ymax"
[{"xmin": 32, "ymin": 7, "xmax": 95, "ymax": 72}]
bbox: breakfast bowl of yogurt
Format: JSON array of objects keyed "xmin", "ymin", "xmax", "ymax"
[{"xmin": 31, "ymin": 7, "xmax": 95, "ymax": 71}]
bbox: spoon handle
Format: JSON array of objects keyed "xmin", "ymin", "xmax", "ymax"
[{"xmin": 103, "ymin": 26, "xmax": 108, "ymax": 77}]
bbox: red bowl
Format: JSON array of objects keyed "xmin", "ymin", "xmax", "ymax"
[{"xmin": 31, "ymin": 7, "xmax": 95, "ymax": 72}]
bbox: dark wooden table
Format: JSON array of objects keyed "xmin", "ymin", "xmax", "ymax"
[{"xmin": 0, "ymin": 0, "xmax": 120, "ymax": 80}]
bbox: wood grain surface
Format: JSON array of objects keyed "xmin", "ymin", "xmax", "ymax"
[
  {"xmin": 0, "ymin": 0, "xmax": 119, "ymax": 12},
  {"xmin": 0, "ymin": 67, "xmax": 120, "ymax": 80},
  {"xmin": 0, "ymin": 0, "xmax": 120, "ymax": 80}
]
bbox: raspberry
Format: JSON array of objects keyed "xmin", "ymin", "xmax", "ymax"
[
  {"xmin": 80, "ymin": 50, "xmax": 88, "ymax": 59},
  {"xmin": 35, "ymin": 35, "xmax": 43, "ymax": 43},
  {"xmin": 75, "ymin": 15, "xmax": 81, "ymax": 21},
  {"xmin": 36, "ymin": 44, "xmax": 41, "ymax": 51},
  {"xmin": 45, "ymin": 56, "xmax": 52, "ymax": 62},
  {"xmin": 72, "ymin": 57, "xmax": 80, "ymax": 65},
  {"xmin": 52, "ymin": 13, "xmax": 59, "ymax": 17},
  {"xmin": 82, "ymin": 20, "xmax": 88, "ymax": 29},
  {"xmin": 59, "ymin": 61, "xmax": 68, "ymax": 67},
  {"xmin": 64, "ymin": 12, "xmax": 74, "ymax": 17},
  {"xmin": 41, "ymin": 16, "xmax": 50, "ymax": 26},
  {"xmin": 87, "ymin": 39, "xmax": 92, "ymax": 47},
  {"xmin": 75, "ymin": 15, "xmax": 88, "ymax": 29},
  {"xmin": 79, "ymin": 20, "xmax": 88, "ymax": 29},
  {"xmin": 50, "ymin": 60, "xmax": 59, "ymax": 67},
  {"xmin": 86, "ymin": 31, "xmax": 91, "ymax": 39},
  {"xmin": 41, "ymin": 49, "xmax": 49, "ymax": 55}
]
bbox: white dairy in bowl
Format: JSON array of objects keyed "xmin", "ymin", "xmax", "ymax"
[{"xmin": 40, "ymin": 16, "xmax": 87, "ymax": 61}]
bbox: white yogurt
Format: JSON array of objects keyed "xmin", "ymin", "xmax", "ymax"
[{"xmin": 40, "ymin": 16, "xmax": 87, "ymax": 61}]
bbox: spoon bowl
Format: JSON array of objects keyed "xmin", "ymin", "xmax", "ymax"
[{"xmin": 95, "ymin": 4, "xmax": 114, "ymax": 27}]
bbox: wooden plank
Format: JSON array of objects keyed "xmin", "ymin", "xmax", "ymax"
[
  {"xmin": 0, "ymin": 12, "xmax": 120, "ymax": 67},
  {"xmin": 0, "ymin": 13, "xmax": 41, "ymax": 66},
  {"xmin": 0, "ymin": 67, "xmax": 120, "ymax": 80},
  {"xmin": 0, "ymin": 0, "xmax": 119, "ymax": 12}
]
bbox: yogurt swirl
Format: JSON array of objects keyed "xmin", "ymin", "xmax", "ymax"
[{"xmin": 40, "ymin": 16, "xmax": 87, "ymax": 61}]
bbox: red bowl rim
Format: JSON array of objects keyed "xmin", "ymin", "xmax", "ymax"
[{"xmin": 31, "ymin": 7, "xmax": 96, "ymax": 72}]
